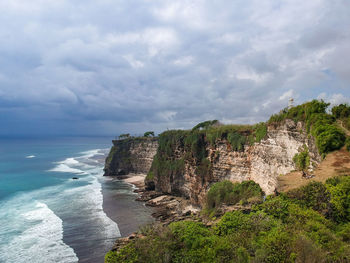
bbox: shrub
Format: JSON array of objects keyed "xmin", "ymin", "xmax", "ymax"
[
  {"xmin": 119, "ymin": 133, "xmax": 130, "ymax": 139},
  {"xmin": 227, "ymin": 132, "xmax": 246, "ymax": 151},
  {"xmin": 268, "ymin": 100, "xmax": 345, "ymax": 155},
  {"xmin": 314, "ymin": 125, "xmax": 345, "ymax": 154},
  {"xmin": 192, "ymin": 120, "xmax": 219, "ymax": 131},
  {"xmin": 287, "ymin": 182, "xmax": 331, "ymax": 215},
  {"xmin": 293, "ymin": 146, "xmax": 310, "ymax": 171},
  {"xmin": 326, "ymin": 176, "xmax": 350, "ymax": 223},
  {"xmin": 346, "ymin": 137, "xmax": 350, "ymax": 152},
  {"xmin": 254, "ymin": 122, "xmax": 268, "ymax": 142},
  {"xmin": 332, "ymin": 104, "xmax": 350, "ymax": 119},
  {"xmin": 169, "ymin": 221, "xmax": 211, "ymax": 249},
  {"xmin": 205, "ymin": 180, "xmax": 264, "ymax": 214},
  {"xmin": 106, "ymin": 178, "xmax": 350, "ymax": 262},
  {"xmin": 206, "ymin": 181, "xmax": 235, "ymax": 210},
  {"xmin": 143, "ymin": 131, "xmax": 155, "ymax": 137}
]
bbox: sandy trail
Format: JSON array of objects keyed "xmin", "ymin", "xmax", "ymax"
[{"xmin": 278, "ymin": 147, "xmax": 350, "ymax": 192}]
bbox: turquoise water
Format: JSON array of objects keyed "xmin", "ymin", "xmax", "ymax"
[{"xmin": 0, "ymin": 137, "xmax": 121, "ymax": 262}]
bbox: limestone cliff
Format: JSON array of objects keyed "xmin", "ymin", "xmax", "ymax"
[
  {"xmin": 151, "ymin": 120, "xmax": 321, "ymax": 205},
  {"xmin": 104, "ymin": 137, "xmax": 158, "ymax": 176}
]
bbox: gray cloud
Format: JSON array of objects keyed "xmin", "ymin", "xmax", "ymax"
[{"xmin": 0, "ymin": 0, "xmax": 350, "ymax": 136}]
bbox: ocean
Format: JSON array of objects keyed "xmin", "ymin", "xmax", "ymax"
[{"xmin": 0, "ymin": 137, "xmax": 154, "ymax": 263}]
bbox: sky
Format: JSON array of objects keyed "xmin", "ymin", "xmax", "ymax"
[{"xmin": 1, "ymin": 0, "xmax": 350, "ymax": 136}]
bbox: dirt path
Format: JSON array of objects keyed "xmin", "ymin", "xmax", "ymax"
[
  {"xmin": 337, "ymin": 120, "xmax": 350, "ymax": 136},
  {"xmin": 278, "ymin": 147, "xmax": 350, "ymax": 192}
]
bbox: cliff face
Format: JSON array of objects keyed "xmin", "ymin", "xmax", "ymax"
[
  {"xmin": 104, "ymin": 137, "xmax": 158, "ymax": 176},
  {"xmin": 153, "ymin": 120, "xmax": 321, "ymax": 205}
]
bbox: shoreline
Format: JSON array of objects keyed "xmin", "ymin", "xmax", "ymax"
[{"xmin": 101, "ymin": 173, "xmax": 155, "ymax": 238}]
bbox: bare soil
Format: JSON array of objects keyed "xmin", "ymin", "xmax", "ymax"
[{"xmin": 278, "ymin": 147, "xmax": 350, "ymax": 192}]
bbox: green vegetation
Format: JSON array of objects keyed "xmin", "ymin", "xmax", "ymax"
[
  {"xmin": 149, "ymin": 130, "xmax": 188, "ymax": 181},
  {"xmin": 145, "ymin": 171, "xmax": 154, "ymax": 181},
  {"xmin": 106, "ymin": 177, "xmax": 350, "ymax": 263},
  {"xmin": 105, "ymin": 146, "xmax": 117, "ymax": 166},
  {"xmin": 253, "ymin": 122, "xmax": 268, "ymax": 143},
  {"xmin": 149, "ymin": 100, "xmax": 349, "ymax": 186},
  {"xmin": 269, "ymin": 100, "xmax": 346, "ymax": 155},
  {"xmin": 332, "ymin": 104, "xmax": 350, "ymax": 119},
  {"xmin": 227, "ymin": 132, "xmax": 246, "ymax": 151},
  {"xmin": 119, "ymin": 133, "xmax": 130, "ymax": 139},
  {"xmin": 204, "ymin": 180, "xmax": 264, "ymax": 216},
  {"xmin": 332, "ymin": 104, "xmax": 350, "ymax": 131},
  {"xmin": 346, "ymin": 137, "xmax": 350, "ymax": 152},
  {"xmin": 143, "ymin": 131, "xmax": 155, "ymax": 137},
  {"xmin": 192, "ymin": 120, "xmax": 218, "ymax": 131},
  {"xmin": 293, "ymin": 145, "xmax": 310, "ymax": 171},
  {"xmin": 148, "ymin": 121, "xmax": 269, "ymax": 182}
]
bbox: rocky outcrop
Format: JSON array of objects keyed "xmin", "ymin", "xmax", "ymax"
[
  {"xmin": 104, "ymin": 120, "xmax": 322, "ymax": 206},
  {"xmin": 154, "ymin": 120, "xmax": 321, "ymax": 205},
  {"xmin": 104, "ymin": 137, "xmax": 158, "ymax": 177}
]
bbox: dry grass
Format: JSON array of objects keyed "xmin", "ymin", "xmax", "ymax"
[{"xmin": 278, "ymin": 147, "xmax": 350, "ymax": 192}]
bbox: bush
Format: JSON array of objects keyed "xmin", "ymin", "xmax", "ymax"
[
  {"xmin": 293, "ymin": 146, "xmax": 310, "ymax": 171},
  {"xmin": 326, "ymin": 176, "xmax": 350, "ymax": 223},
  {"xmin": 106, "ymin": 178, "xmax": 350, "ymax": 262},
  {"xmin": 332, "ymin": 104, "xmax": 350, "ymax": 119},
  {"xmin": 346, "ymin": 137, "xmax": 350, "ymax": 152},
  {"xmin": 254, "ymin": 122, "xmax": 268, "ymax": 142},
  {"xmin": 227, "ymin": 132, "xmax": 246, "ymax": 151},
  {"xmin": 205, "ymin": 180, "xmax": 264, "ymax": 214},
  {"xmin": 314, "ymin": 125, "xmax": 345, "ymax": 154},
  {"xmin": 192, "ymin": 120, "xmax": 219, "ymax": 131},
  {"xmin": 143, "ymin": 131, "xmax": 155, "ymax": 137},
  {"xmin": 268, "ymin": 100, "xmax": 345, "ymax": 155},
  {"xmin": 287, "ymin": 182, "xmax": 331, "ymax": 215}
]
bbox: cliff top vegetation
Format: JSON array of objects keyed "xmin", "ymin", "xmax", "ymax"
[
  {"xmin": 106, "ymin": 176, "xmax": 350, "ymax": 263},
  {"xmin": 269, "ymin": 99, "xmax": 346, "ymax": 155}
]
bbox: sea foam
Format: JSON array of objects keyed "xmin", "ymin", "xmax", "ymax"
[
  {"xmin": 0, "ymin": 147, "xmax": 121, "ymax": 262},
  {"xmin": 0, "ymin": 199, "xmax": 78, "ymax": 263}
]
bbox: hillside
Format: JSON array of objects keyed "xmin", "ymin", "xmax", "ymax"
[{"xmin": 104, "ymin": 100, "xmax": 350, "ymax": 263}]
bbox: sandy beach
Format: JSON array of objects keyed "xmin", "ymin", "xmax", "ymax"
[{"xmin": 123, "ymin": 173, "xmax": 146, "ymax": 188}]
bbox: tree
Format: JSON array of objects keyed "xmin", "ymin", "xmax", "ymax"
[
  {"xmin": 144, "ymin": 131, "xmax": 155, "ymax": 137},
  {"xmin": 332, "ymin": 104, "xmax": 350, "ymax": 119},
  {"xmin": 119, "ymin": 133, "xmax": 130, "ymax": 139}
]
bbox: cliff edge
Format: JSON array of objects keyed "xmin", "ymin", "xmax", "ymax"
[
  {"xmin": 104, "ymin": 137, "xmax": 158, "ymax": 177},
  {"xmin": 149, "ymin": 120, "xmax": 321, "ymax": 205}
]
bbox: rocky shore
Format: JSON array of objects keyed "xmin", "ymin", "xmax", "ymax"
[{"xmin": 111, "ymin": 173, "xmax": 201, "ymax": 251}]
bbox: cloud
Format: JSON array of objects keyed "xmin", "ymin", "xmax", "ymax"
[
  {"xmin": 317, "ymin": 93, "xmax": 350, "ymax": 106},
  {"xmin": 0, "ymin": 0, "xmax": 350, "ymax": 136}
]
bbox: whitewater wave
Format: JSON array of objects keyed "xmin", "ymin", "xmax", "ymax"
[
  {"xmin": 0, "ymin": 199, "xmax": 78, "ymax": 263},
  {"xmin": 25, "ymin": 155, "xmax": 36, "ymax": 158},
  {"xmin": 48, "ymin": 151, "xmax": 103, "ymax": 175},
  {"xmin": 0, "ymin": 147, "xmax": 121, "ymax": 262},
  {"xmin": 49, "ymin": 163, "xmax": 87, "ymax": 175},
  {"xmin": 46, "ymin": 148, "xmax": 121, "ymax": 256}
]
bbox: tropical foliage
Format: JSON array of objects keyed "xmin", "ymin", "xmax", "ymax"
[
  {"xmin": 106, "ymin": 177, "xmax": 350, "ymax": 263},
  {"xmin": 269, "ymin": 100, "xmax": 346, "ymax": 155},
  {"xmin": 293, "ymin": 145, "xmax": 310, "ymax": 171}
]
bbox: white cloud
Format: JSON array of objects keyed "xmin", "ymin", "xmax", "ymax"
[
  {"xmin": 123, "ymin": 55, "xmax": 144, "ymax": 69},
  {"xmin": 279, "ymin": 89, "xmax": 294, "ymax": 101},
  {"xmin": 1, "ymin": 0, "xmax": 350, "ymax": 135},
  {"xmin": 156, "ymin": 111, "xmax": 177, "ymax": 121},
  {"xmin": 173, "ymin": 56, "xmax": 194, "ymax": 66},
  {"xmin": 318, "ymin": 93, "xmax": 350, "ymax": 106}
]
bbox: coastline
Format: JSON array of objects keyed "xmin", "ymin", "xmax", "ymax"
[{"xmin": 101, "ymin": 173, "xmax": 155, "ymax": 238}]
